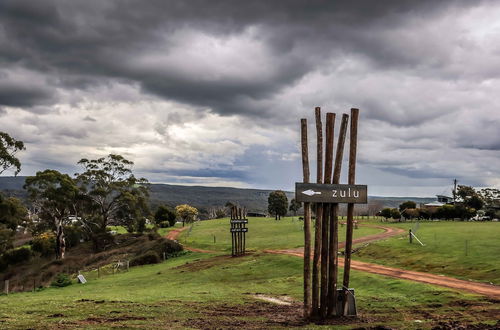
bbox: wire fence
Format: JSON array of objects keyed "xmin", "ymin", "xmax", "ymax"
[{"xmin": 1, "ymin": 259, "xmax": 134, "ymax": 295}]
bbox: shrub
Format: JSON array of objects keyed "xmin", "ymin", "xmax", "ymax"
[
  {"xmin": 91, "ymin": 231, "xmax": 115, "ymax": 252},
  {"xmin": 32, "ymin": 232, "xmax": 56, "ymax": 257},
  {"xmin": 148, "ymin": 232, "xmax": 161, "ymax": 240},
  {"xmin": 64, "ymin": 226, "xmax": 84, "ymax": 248},
  {"xmin": 150, "ymin": 238, "xmax": 183, "ymax": 256},
  {"xmin": 2, "ymin": 247, "xmax": 32, "ymax": 265},
  {"xmin": 154, "ymin": 206, "xmax": 177, "ymax": 227},
  {"xmin": 130, "ymin": 251, "xmax": 161, "ymax": 266},
  {"xmin": 136, "ymin": 218, "xmax": 146, "ymax": 234},
  {"xmin": 51, "ymin": 273, "xmax": 72, "ymax": 287},
  {"xmin": 159, "ymin": 221, "xmax": 171, "ymax": 228}
]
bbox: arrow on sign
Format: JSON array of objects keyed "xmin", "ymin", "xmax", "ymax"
[{"xmin": 302, "ymin": 189, "xmax": 321, "ymax": 196}]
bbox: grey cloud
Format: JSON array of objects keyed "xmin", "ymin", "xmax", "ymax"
[
  {"xmin": 0, "ymin": 0, "xmax": 484, "ymax": 116},
  {"xmin": 1, "ymin": 0, "xmax": 499, "ymax": 194},
  {"xmin": 0, "ymin": 81, "xmax": 54, "ymax": 107}
]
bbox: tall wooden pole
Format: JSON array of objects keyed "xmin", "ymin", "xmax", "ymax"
[
  {"xmin": 301, "ymin": 118, "xmax": 311, "ymax": 318},
  {"xmin": 343, "ymin": 108, "xmax": 359, "ymax": 315},
  {"xmin": 320, "ymin": 113, "xmax": 335, "ymax": 317},
  {"xmin": 311, "ymin": 107, "xmax": 323, "ymax": 317},
  {"xmin": 327, "ymin": 113, "xmax": 349, "ymax": 316}
]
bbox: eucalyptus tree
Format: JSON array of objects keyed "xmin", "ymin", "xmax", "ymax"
[
  {"xmin": 268, "ymin": 190, "xmax": 288, "ymax": 220},
  {"xmin": 0, "ymin": 132, "xmax": 25, "ymax": 175},
  {"xmin": 0, "ymin": 194, "xmax": 28, "ymax": 254},
  {"xmin": 24, "ymin": 170, "xmax": 79, "ymax": 259},
  {"xmin": 75, "ymin": 154, "xmax": 150, "ymax": 233}
]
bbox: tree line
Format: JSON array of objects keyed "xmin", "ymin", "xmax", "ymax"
[
  {"xmin": 379, "ymin": 186, "xmax": 500, "ymax": 221},
  {"xmin": 0, "ymin": 132, "xmax": 200, "ymax": 267}
]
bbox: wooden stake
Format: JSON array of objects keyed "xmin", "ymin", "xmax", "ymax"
[
  {"xmin": 311, "ymin": 107, "xmax": 323, "ymax": 317},
  {"xmin": 327, "ymin": 113, "xmax": 349, "ymax": 316},
  {"xmin": 343, "ymin": 108, "xmax": 359, "ymax": 315},
  {"xmin": 301, "ymin": 118, "xmax": 312, "ymax": 318},
  {"xmin": 320, "ymin": 113, "xmax": 335, "ymax": 316}
]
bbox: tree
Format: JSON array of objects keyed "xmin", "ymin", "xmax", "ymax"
[
  {"xmin": 380, "ymin": 208, "xmax": 392, "ymax": 220},
  {"xmin": 0, "ymin": 132, "xmax": 25, "ymax": 176},
  {"xmin": 24, "ymin": 170, "xmax": 79, "ymax": 259},
  {"xmin": 75, "ymin": 154, "xmax": 150, "ymax": 233},
  {"xmin": 154, "ymin": 205, "xmax": 177, "ymax": 227},
  {"xmin": 0, "ymin": 194, "xmax": 28, "ymax": 254},
  {"xmin": 289, "ymin": 198, "xmax": 302, "ymax": 216},
  {"xmin": 175, "ymin": 204, "xmax": 198, "ymax": 226},
  {"xmin": 268, "ymin": 190, "xmax": 288, "ymax": 220},
  {"xmin": 456, "ymin": 185, "xmax": 483, "ymax": 210},
  {"xmin": 399, "ymin": 200, "xmax": 416, "ymax": 212},
  {"xmin": 402, "ymin": 208, "xmax": 419, "ymax": 220},
  {"xmin": 114, "ymin": 189, "xmax": 150, "ymax": 233},
  {"xmin": 390, "ymin": 208, "xmax": 401, "ymax": 220}
]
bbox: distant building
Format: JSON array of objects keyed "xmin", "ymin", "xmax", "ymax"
[
  {"xmin": 436, "ymin": 195, "xmax": 453, "ymax": 204},
  {"xmin": 422, "ymin": 194, "xmax": 453, "ymax": 210}
]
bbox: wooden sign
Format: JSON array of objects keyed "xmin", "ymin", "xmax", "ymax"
[
  {"xmin": 230, "ymin": 228, "xmax": 248, "ymax": 232},
  {"xmin": 295, "ymin": 183, "xmax": 367, "ymax": 204},
  {"xmin": 230, "ymin": 206, "xmax": 248, "ymax": 256},
  {"xmin": 230, "ymin": 219, "xmax": 248, "ymax": 224},
  {"xmin": 299, "ymin": 107, "xmax": 361, "ymax": 320}
]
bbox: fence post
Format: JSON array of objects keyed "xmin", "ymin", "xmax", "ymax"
[
  {"xmin": 409, "ymin": 229, "xmax": 413, "ymax": 244},
  {"xmin": 33, "ymin": 279, "xmax": 36, "ymax": 292},
  {"xmin": 4, "ymin": 280, "xmax": 9, "ymax": 295},
  {"xmin": 163, "ymin": 252, "xmax": 166, "ymax": 261},
  {"xmin": 127, "ymin": 260, "xmax": 130, "ymax": 272}
]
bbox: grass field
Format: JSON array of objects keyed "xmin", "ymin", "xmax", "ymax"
[
  {"xmin": 181, "ymin": 216, "xmax": 383, "ymax": 252},
  {"xmin": 1, "ymin": 251, "xmax": 497, "ymax": 329},
  {"xmin": 354, "ymin": 221, "xmax": 500, "ymax": 284},
  {"xmin": 1, "ymin": 218, "xmax": 499, "ymax": 329}
]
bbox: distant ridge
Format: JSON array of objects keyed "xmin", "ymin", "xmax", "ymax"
[{"xmin": 0, "ymin": 176, "xmax": 435, "ymax": 213}]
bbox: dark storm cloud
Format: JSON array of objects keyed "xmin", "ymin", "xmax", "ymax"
[
  {"xmin": 0, "ymin": 79, "xmax": 54, "ymax": 107},
  {"xmin": 0, "ymin": 0, "xmax": 482, "ymax": 117},
  {"xmin": 1, "ymin": 0, "xmax": 499, "ymax": 194}
]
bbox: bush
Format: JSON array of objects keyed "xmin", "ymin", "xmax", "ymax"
[
  {"xmin": 91, "ymin": 231, "xmax": 115, "ymax": 252},
  {"xmin": 32, "ymin": 232, "xmax": 56, "ymax": 257},
  {"xmin": 2, "ymin": 247, "xmax": 32, "ymax": 265},
  {"xmin": 51, "ymin": 273, "xmax": 72, "ymax": 287},
  {"xmin": 64, "ymin": 226, "xmax": 84, "ymax": 248},
  {"xmin": 154, "ymin": 206, "xmax": 177, "ymax": 227},
  {"xmin": 159, "ymin": 221, "xmax": 171, "ymax": 228},
  {"xmin": 130, "ymin": 251, "xmax": 161, "ymax": 266},
  {"xmin": 150, "ymin": 238, "xmax": 183, "ymax": 256}
]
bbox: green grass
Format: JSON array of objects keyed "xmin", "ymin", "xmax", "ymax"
[
  {"xmin": 354, "ymin": 221, "xmax": 500, "ymax": 284},
  {"xmin": 2, "ymin": 219, "xmax": 498, "ymax": 328},
  {"xmin": 108, "ymin": 223, "xmax": 181, "ymax": 237},
  {"xmin": 181, "ymin": 216, "xmax": 383, "ymax": 252},
  {"xmin": 1, "ymin": 252, "xmax": 494, "ymax": 329}
]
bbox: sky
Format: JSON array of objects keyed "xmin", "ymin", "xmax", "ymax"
[{"xmin": 0, "ymin": 0, "xmax": 499, "ymax": 197}]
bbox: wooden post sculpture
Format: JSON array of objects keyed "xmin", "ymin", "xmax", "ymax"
[
  {"xmin": 297, "ymin": 107, "xmax": 365, "ymax": 320},
  {"xmin": 230, "ymin": 206, "xmax": 248, "ymax": 256}
]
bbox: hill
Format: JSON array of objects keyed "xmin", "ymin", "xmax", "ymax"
[{"xmin": 0, "ymin": 176, "xmax": 435, "ymax": 213}]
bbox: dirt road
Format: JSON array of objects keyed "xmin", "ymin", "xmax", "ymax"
[
  {"xmin": 166, "ymin": 227, "xmax": 214, "ymax": 253},
  {"xmin": 263, "ymin": 224, "xmax": 406, "ymax": 256},
  {"xmin": 167, "ymin": 223, "xmax": 500, "ymax": 299},
  {"xmin": 264, "ymin": 225, "xmax": 500, "ymax": 300}
]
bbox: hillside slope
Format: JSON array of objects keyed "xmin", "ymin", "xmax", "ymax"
[{"xmin": 0, "ymin": 176, "xmax": 434, "ymax": 212}]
